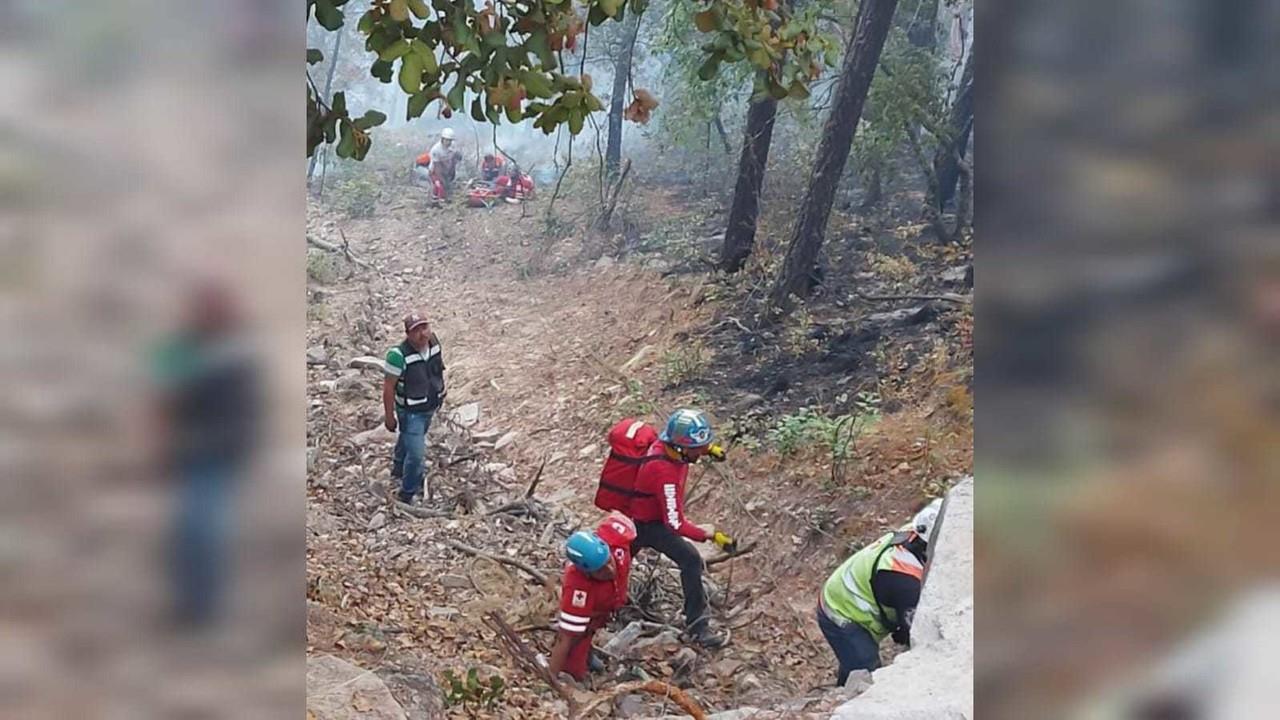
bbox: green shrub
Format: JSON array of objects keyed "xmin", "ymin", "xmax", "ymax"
[
  {"xmin": 661, "ymin": 346, "xmax": 708, "ymax": 386},
  {"xmin": 441, "ymin": 668, "xmax": 505, "ymax": 712},
  {"xmin": 333, "ymin": 177, "xmax": 381, "ymax": 218}
]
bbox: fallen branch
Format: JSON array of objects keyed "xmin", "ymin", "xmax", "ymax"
[
  {"xmin": 392, "ymin": 499, "xmax": 452, "ymax": 519},
  {"xmin": 484, "ymin": 612, "xmax": 577, "ymax": 708},
  {"xmin": 445, "ymin": 540, "xmax": 549, "ymax": 585},
  {"xmin": 573, "ymin": 680, "xmax": 708, "ymax": 720},
  {"xmin": 853, "ymin": 290, "xmax": 970, "ymax": 305},
  {"xmin": 525, "ymin": 455, "xmax": 549, "ymax": 499},
  {"xmin": 307, "ymin": 233, "xmax": 371, "ymax": 269},
  {"xmin": 706, "ymin": 541, "xmax": 759, "ymax": 569}
]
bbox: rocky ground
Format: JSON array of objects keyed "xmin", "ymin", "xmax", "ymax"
[{"xmin": 305, "ymin": 177, "xmax": 972, "ymax": 719}]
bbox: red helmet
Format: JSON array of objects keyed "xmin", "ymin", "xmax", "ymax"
[{"xmin": 596, "ymin": 511, "xmax": 636, "ymax": 546}]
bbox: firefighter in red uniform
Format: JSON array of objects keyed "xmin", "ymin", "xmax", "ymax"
[
  {"xmin": 549, "ymin": 531, "xmax": 624, "ymax": 682},
  {"xmin": 629, "ymin": 409, "xmax": 735, "ymax": 648}
]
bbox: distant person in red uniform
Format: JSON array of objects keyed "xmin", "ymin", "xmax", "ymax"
[
  {"xmin": 629, "ymin": 409, "xmax": 736, "ymax": 648},
  {"xmin": 548, "ymin": 531, "xmax": 623, "ymax": 682}
]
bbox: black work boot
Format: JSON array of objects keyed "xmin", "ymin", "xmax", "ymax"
[
  {"xmin": 688, "ymin": 624, "xmax": 727, "ymax": 649},
  {"xmin": 588, "ymin": 651, "xmax": 605, "ymax": 673}
]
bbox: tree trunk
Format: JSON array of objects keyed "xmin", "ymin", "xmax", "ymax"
[
  {"xmin": 713, "ymin": 114, "xmax": 732, "ymax": 154},
  {"xmin": 931, "ymin": 48, "xmax": 974, "ymax": 211},
  {"xmin": 605, "ymin": 16, "xmax": 641, "ymax": 181},
  {"xmin": 767, "ymin": 0, "xmax": 900, "ymax": 311},
  {"xmin": 308, "ymin": 27, "xmax": 343, "ymax": 182},
  {"xmin": 720, "ymin": 95, "xmax": 778, "ymax": 273}
]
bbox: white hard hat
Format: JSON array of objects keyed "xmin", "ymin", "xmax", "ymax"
[
  {"xmin": 441, "ymin": 128, "xmax": 456, "ymax": 140},
  {"xmin": 912, "ymin": 498, "xmax": 943, "ymax": 540}
]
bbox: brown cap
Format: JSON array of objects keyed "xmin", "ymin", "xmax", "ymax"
[{"xmin": 403, "ymin": 311, "xmax": 430, "ymax": 333}]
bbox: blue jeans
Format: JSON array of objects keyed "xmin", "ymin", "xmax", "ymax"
[
  {"xmin": 392, "ymin": 409, "xmax": 434, "ymax": 500},
  {"xmin": 816, "ymin": 605, "xmax": 881, "ymax": 686},
  {"xmin": 172, "ymin": 460, "xmax": 237, "ymax": 626}
]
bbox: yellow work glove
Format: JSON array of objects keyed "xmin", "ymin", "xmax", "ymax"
[
  {"xmin": 713, "ymin": 531, "xmax": 737, "ymax": 553},
  {"xmin": 707, "ymin": 443, "xmax": 727, "ymax": 462}
]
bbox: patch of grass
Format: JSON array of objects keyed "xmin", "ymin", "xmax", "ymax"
[
  {"xmin": 783, "ymin": 307, "xmax": 822, "ymax": 357},
  {"xmin": 333, "ymin": 177, "xmax": 381, "ymax": 218},
  {"xmin": 661, "ymin": 345, "xmax": 709, "ymax": 386},
  {"xmin": 769, "ymin": 394, "xmax": 882, "ymax": 460},
  {"xmin": 617, "ymin": 378, "xmax": 656, "ymax": 418},
  {"xmin": 306, "ymin": 250, "xmax": 339, "ymax": 285},
  {"xmin": 441, "ymin": 668, "xmax": 505, "ymax": 712},
  {"xmin": 867, "ymin": 251, "xmax": 918, "ymax": 283}
]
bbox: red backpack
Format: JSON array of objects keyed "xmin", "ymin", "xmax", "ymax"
[{"xmin": 594, "ymin": 419, "xmax": 663, "ymax": 513}]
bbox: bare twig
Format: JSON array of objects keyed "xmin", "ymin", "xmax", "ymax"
[
  {"xmin": 484, "ymin": 612, "xmax": 577, "ymax": 708},
  {"xmin": 573, "ymin": 680, "xmax": 708, "ymax": 720},
  {"xmin": 525, "ymin": 455, "xmax": 549, "ymax": 499},
  {"xmin": 706, "ymin": 541, "xmax": 759, "ymax": 569},
  {"xmin": 853, "ymin": 290, "xmax": 971, "ymax": 305},
  {"xmin": 445, "ymin": 540, "xmax": 549, "ymax": 585}
]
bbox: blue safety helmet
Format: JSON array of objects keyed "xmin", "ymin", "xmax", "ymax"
[
  {"xmin": 565, "ymin": 531, "xmax": 610, "ymax": 573},
  {"xmin": 660, "ymin": 408, "xmax": 714, "ymax": 449}
]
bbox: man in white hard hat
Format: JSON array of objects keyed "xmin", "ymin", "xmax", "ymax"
[
  {"xmin": 816, "ymin": 498, "xmax": 943, "ymax": 686},
  {"xmin": 428, "ymin": 128, "xmax": 461, "ymax": 200}
]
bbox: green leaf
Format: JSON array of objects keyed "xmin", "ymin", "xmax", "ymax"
[
  {"xmin": 389, "ymin": 0, "xmax": 410, "ymax": 23},
  {"xmin": 399, "ymin": 54, "xmax": 424, "ymax": 93},
  {"xmin": 410, "ymin": 39, "xmax": 439, "ymax": 74},
  {"xmin": 371, "ymin": 59, "xmax": 394, "ymax": 82},
  {"xmin": 353, "ymin": 110, "xmax": 388, "ymax": 130},
  {"xmin": 528, "ymin": 30, "xmax": 554, "ymax": 68},
  {"xmin": 786, "ymin": 81, "xmax": 810, "ymax": 100},
  {"xmin": 357, "ymin": 11, "xmax": 376, "ymax": 34},
  {"xmin": 466, "ymin": 668, "xmax": 480, "ymax": 692},
  {"xmin": 331, "ymin": 91, "xmax": 347, "ymax": 116},
  {"xmin": 307, "ymin": 48, "xmax": 323, "ymax": 64},
  {"xmin": 313, "ymin": 0, "xmax": 344, "ymax": 31},
  {"xmin": 379, "ymin": 39, "xmax": 411, "ymax": 61},
  {"xmin": 408, "ymin": 90, "xmax": 431, "ymax": 119},
  {"xmin": 336, "ymin": 121, "xmax": 356, "ymax": 158},
  {"xmin": 583, "ymin": 92, "xmax": 604, "ymax": 113},
  {"xmin": 504, "ymin": 103, "xmax": 522, "ymax": 123},
  {"xmin": 587, "ymin": 4, "xmax": 608, "ymax": 26},
  {"xmin": 406, "ymin": 0, "xmax": 430, "ymax": 19},
  {"xmin": 447, "ymin": 80, "xmax": 465, "ymax": 112},
  {"xmin": 520, "ymin": 70, "xmax": 554, "ymax": 99},
  {"xmin": 697, "ymin": 54, "xmax": 722, "ymax": 81},
  {"xmin": 599, "ymin": 0, "xmax": 623, "ymax": 18},
  {"xmin": 471, "ymin": 97, "xmax": 487, "ymax": 122},
  {"xmin": 568, "ymin": 108, "xmax": 584, "ymax": 134}
]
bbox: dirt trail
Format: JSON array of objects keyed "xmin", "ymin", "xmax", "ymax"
[{"xmin": 306, "ymin": 186, "xmax": 970, "ymax": 718}]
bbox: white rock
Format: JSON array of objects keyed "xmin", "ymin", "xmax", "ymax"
[
  {"xmin": 367, "ymin": 512, "xmax": 387, "ymax": 530},
  {"xmin": 578, "ymin": 443, "xmax": 599, "ymax": 458},
  {"xmin": 352, "ymin": 426, "xmax": 396, "ymax": 446},
  {"xmin": 830, "ymin": 477, "xmax": 973, "ymax": 720},
  {"xmin": 306, "ymin": 346, "xmax": 330, "ymax": 366},
  {"xmin": 307, "ymin": 654, "xmax": 406, "ymax": 720},
  {"xmin": 494, "ymin": 431, "xmax": 519, "ymax": 451},
  {"xmin": 449, "ymin": 402, "xmax": 481, "ymax": 427},
  {"xmin": 348, "ymin": 355, "xmax": 386, "ymax": 372}
]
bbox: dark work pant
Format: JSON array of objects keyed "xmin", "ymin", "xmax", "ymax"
[
  {"xmin": 816, "ymin": 606, "xmax": 881, "ymax": 686},
  {"xmin": 632, "ymin": 521, "xmax": 708, "ymax": 633}
]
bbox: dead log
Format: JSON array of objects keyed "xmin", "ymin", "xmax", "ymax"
[
  {"xmin": 307, "ymin": 233, "xmax": 371, "ymax": 269},
  {"xmin": 853, "ymin": 290, "xmax": 971, "ymax": 305},
  {"xmin": 445, "ymin": 540, "xmax": 550, "ymax": 585}
]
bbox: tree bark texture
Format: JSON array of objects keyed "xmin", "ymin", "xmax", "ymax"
[
  {"xmin": 720, "ymin": 95, "xmax": 779, "ymax": 273},
  {"xmin": 308, "ymin": 27, "xmax": 343, "ymax": 181},
  {"xmin": 767, "ymin": 0, "xmax": 900, "ymax": 311},
  {"xmin": 605, "ymin": 15, "xmax": 641, "ymax": 181},
  {"xmin": 931, "ymin": 48, "xmax": 974, "ymax": 211}
]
